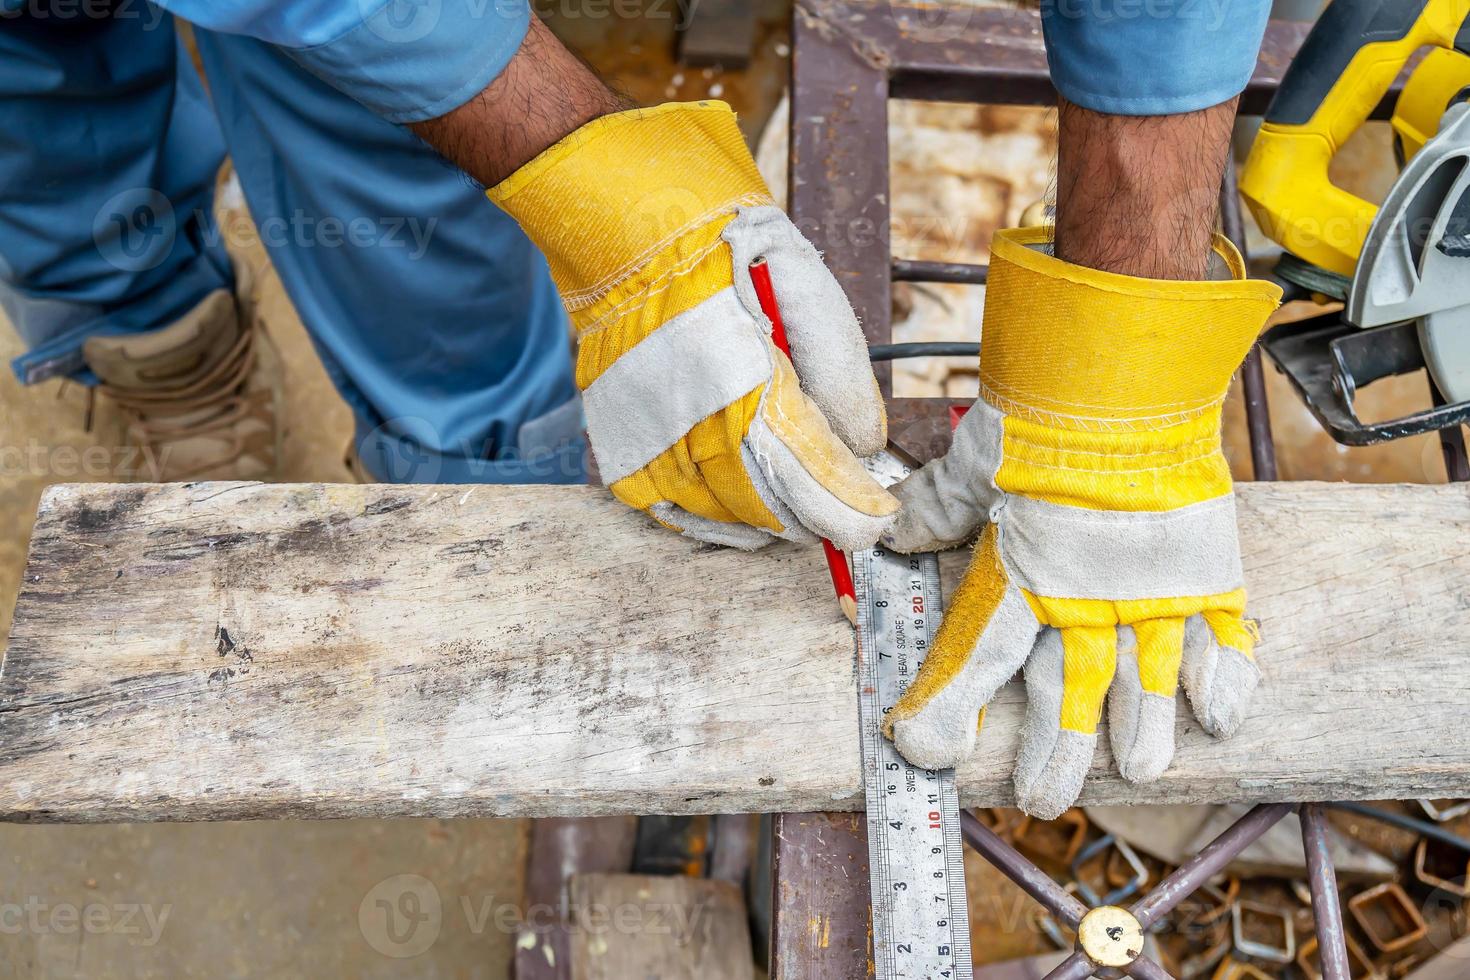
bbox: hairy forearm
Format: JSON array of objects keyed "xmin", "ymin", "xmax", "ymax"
[
  {"xmin": 409, "ymin": 16, "xmax": 631, "ymax": 188},
  {"xmin": 1053, "ymin": 96, "xmax": 1238, "ymax": 281}
]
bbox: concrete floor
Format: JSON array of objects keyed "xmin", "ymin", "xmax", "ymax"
[{"xmin": 0, "ymin": 819, "xmax": 528, "ymax": 979}]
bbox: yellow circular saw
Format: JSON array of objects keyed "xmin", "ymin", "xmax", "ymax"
[{"xmin": 1241, "ymin": 0, "xmax": 1470, "ymax": 444}]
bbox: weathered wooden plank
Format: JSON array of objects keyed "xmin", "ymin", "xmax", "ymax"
[
  {"xmin": 567, "ymin": 874, "xmax": 753, "ymax": 980},
  {"xmin": 515, "ymin": 816, "xmax": 638, "ymax": 980},
  {"xmin": 1, "ymin": 480, "xmax": 1467, "ymax": 822}
]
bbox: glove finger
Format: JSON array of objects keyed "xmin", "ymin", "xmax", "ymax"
[
  {"xmin": 751, "ymin": 339, "xmax": 899, "ymax": 552},
  {"xmin": 647, "ymin": 501, "xmax": 782, "ymax": 551},
  {"xmin": 607, "ymin": 413, "xmax": 790, "ymax": 548},
  {"xmin": 1015, "ymin": 624, "xmax": 1116, "ymax": 819},
  {"xmin": 725, "ymin": 205, "xmax": 886, "ymax": 456},
  {"xmin": 1108, "ymin": 618, "xmax": 1185, "ymax": 784},
  {"xmin": 883, "ymin": 398, "xmax": 1004, "ymax": 554},
  {"xmin": 667, "ymin": 408, "xmax": 822, "ymax": 547},
  {"xmin": 1180, "ymin": 610, "xmax": 1261, "ymax": 738},
  {"xmin": 886, "ymin": 524, "xmax": 1039, "ymax": 770}
]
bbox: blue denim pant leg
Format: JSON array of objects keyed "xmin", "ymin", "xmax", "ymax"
[
  {"xmin": 0, "ymin": 7, "xmax": 583, "ymax": 484},
  {"xmin": 1041, "ymin": 0, "xmax": 1272, "ymax": 114},
  {"xmin": 0, "ymin": 5, "xmax": 231, "ymax": 385},
  {"xmin": 191, "ymin": 31, "xmax": 585, "ymax": 484}
]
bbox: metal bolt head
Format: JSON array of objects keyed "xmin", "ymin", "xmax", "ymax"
[{"xmin": 1078, "ymin": 905, "xmax": 1143, "ymax": 968}]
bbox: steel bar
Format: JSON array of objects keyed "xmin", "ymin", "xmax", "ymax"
[
  {"xmin": 885, "ymin": 397, "xmax": 970, "ymax": 460},
  {"xmin": 675, "ymin": 0, "xmax": 754, "ymax": 68},
  {"xmin": 790, "ymin": 2, "xmax": 892, "ymax": 393},
  {"xmin": 797, "ymin": 5, "xmax": 1399, "ymax": 114},
  {"xmin": 1130, "ymin": 803, "xmax": 1294, "ymax": 927},
  {"xmin": 1302, "ymin": 804, "xmax": 1351, "ymax": 980},
  {"xmin": 891, "ymin": 258, "xmax": 988, "ymax": 284},
  {"xmin": 1428, "ymin": 378, "xmax": 1470, "ymax": 482},
  {"xmin": 1329, "ymin": 801, "xmax": 1470, "ymax": 852},
  {"xmin": 870, "ymin": 342, "xmax": 980, "ymax": 361},
  {"xmin": 1239, "ymin": 350, "xmax": 1277, "ymax": 480},
  {"xmin": 514, "ymin": 816, "xmax": 637, "ymax": 980},
  {"xmin": 1042, "ymin": 950, "xmax": 1103, "ymax": 980},
  {"xmin": 1123, "ymin": 954, "xmax": 1174, "ymax": 980},
  {"xmin": 768, "ymin": 812, "xmax": 871, "ymax": 979},
  {"xmin": 1219, "ymin": 163, "xmax": 1279, "ymax": 481},
  {"xmin": 1419, "ymin": 799, "xmax": 1470, "ymax": 822},
  {"xmin": 959, "ymin": 810, "xmax": 1089, "ymax": 927}
]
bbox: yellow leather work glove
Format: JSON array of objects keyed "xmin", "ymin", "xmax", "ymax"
[
  {"xmin": 883, "ymin": 228, "xmax": 1281, "ymax": 818},
  {"xmin": 488, "ymin": 101, "xmax": 898, "ymax": 550}
]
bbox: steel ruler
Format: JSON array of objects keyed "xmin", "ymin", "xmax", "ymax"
[{"xmin": 856, "ymin": 449, "xmax": 973, "ymax": 980}]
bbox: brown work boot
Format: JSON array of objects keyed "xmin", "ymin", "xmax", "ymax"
[{"xmin": 83, "ymin": 268, "xmax": 282, "ymax": 482}]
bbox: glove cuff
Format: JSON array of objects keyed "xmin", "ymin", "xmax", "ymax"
[
  {"xmin": 980, "ymin": 227, "xmax": 1281, "ymax": 430},
  {"xmin": 487, "ymin": 101, "xmax": 773, "ymax": 313}
]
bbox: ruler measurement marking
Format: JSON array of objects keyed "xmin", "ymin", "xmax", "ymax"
[{"xmin": 856, "ymin": 451, "xmax": 972, "ymax": 980}]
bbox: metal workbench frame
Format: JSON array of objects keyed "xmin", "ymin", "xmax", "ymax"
[{"xmin": 770, "ymin": 3, "xmax": 1467, "ymax": 977}]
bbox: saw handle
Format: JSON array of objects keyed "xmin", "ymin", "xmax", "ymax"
[
  {"xmin": 1241, "ymin": 0, "xmax": 1470, "ymax": 276},
  {"xmin": 1263, "ymin": 0, "xmax": 1459, "ymax": 128}
]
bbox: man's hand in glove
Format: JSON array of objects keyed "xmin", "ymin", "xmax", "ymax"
[
  {"xmin": 410, "ymin": 19, "xmax": 896, "ymax": 550},
  {"xmin": 487, "ymin": 102, "xmax": 897, "ymax": 549},
  {"xmin": 883, "ymin": 227, "xmax": 1280, "ymax": 818}
]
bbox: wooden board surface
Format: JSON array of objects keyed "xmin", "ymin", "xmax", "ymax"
[
  {"xmin": 516, "ymin": 816, "xmax": 638, "ymax": 980},
  {"xmin": 2, "ymin": 480, "xmax": 1468, "ymax": 822},
  {"xmin": 567, "ymin": 874, "xmax": 752, "ymax": 980}
]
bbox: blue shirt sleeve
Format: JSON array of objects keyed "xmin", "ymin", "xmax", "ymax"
[
  {"xmin": 153, "ymin": 0, "xmax": 531, "ymax": 124},
  {"xmin": 1040, "ymin": 0, "xmax": 1271, "ymax": 115}
]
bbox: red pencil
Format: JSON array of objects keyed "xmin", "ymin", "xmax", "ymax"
[{"xmin": 748, "ymin": 258, "xmax": 859, "ymax": 626}]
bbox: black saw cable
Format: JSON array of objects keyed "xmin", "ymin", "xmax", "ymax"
[
  {"xmin": 869, "ymin": 342, "xmax": 980, "ymax": 362},
  {"xmin": 1328, "ymin": 801, "xmax": 1470, "ymax": 853}
]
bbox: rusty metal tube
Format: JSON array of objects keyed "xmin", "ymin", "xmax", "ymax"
[
  {"xmin": 1041, "ymin": 950, "xmax": 1101, "ymax": 980},
  {"xmin": 1129, "ymin": 803, "xmax": 1293, "ymax": 928},
  {"xmin": 959, "ymin": 810, "xmax": 1089, "ymax": 927},
  {"xmin": 891, "ymin": 258, "xmax": 988, "ymax": 284},
  {"xmin": 1302, "ymin": 804, "xmax": 1352, "ymax": 980},
  {"xmin": 1123, "ymin": 954, "xmax": 1173, "ymax": 980},
  {"xmin": 1219, "ymin": 165, "xmax": 1278, "ymax": 482}
]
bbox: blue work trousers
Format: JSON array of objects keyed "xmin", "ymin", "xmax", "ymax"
[{"xmin": 0, "ymin": 5, "xmax": 584, "ymax": 484}]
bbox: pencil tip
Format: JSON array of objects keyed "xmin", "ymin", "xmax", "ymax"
[{"xmin": 839, "ymin": 595, "xmax": 857, "ymax": 626}]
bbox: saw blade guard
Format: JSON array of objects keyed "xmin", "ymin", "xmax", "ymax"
[{"xmin": 1348, "ymin": 102, "xmax": 1470, "ymax": 401}]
